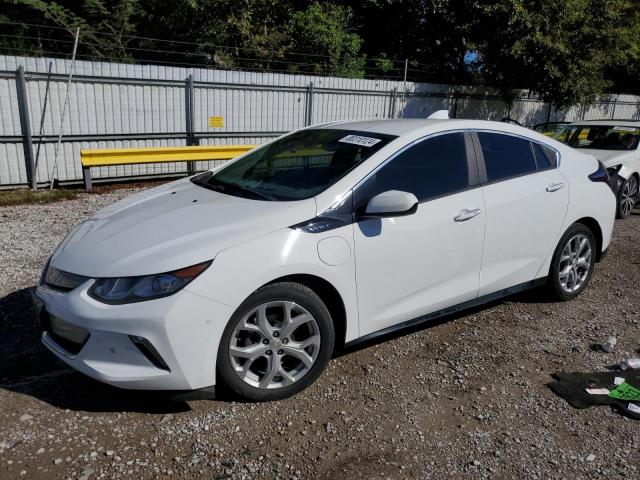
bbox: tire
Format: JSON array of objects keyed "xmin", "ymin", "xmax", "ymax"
[
  {"xmin": 217, "ymin": 282, "xmax": 335, "ymax": 401},
  {"xmin": 547, "ymin": 223, "xmax": 596, "ymax": 301},
  {"xmin": 616, "ymin": 175, "xmax": 638, "ymax": 219}
]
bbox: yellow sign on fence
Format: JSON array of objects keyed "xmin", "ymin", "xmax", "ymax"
[{"xmin": 209, "ymin": 116, "xmax": 224, "ymax": 128}]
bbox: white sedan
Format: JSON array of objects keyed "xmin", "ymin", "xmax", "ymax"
[
  {"xmin": 554, "ymin": 120, "xmax": 640, "ymax": 218},
  {"xmin": 33, "ymin": 118, "xmax": 616, "ymax": 401}
]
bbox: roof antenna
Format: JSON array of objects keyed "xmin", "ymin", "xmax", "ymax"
[{"xmin": 427, "ymin": 110, "xmax": 450, "ymax": 120}]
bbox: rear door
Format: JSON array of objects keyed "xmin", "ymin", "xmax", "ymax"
[
  {"xmin": 353, "ymin": 132, "xmax": 486, "ymax": 335},
  {"xmin": 473, "ymin": 132, "xmax": 569, "ymax": 296}
]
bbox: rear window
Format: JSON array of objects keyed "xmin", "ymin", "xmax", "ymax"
[{"xmin": 192, "ymin": 129, "xmax": 396, "ymax": 201}]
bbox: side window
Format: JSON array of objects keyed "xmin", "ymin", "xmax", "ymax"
[
  {"xmin": 532, "ymin": 142, "xmax": 554, "ymax": 170},
  {"xmin": 478, "ymin": 132, "xmax": 537, "ymax": 182},
  {"xmin": 355, "ymin": 133, "xmax": 470, "ymax": 207}
]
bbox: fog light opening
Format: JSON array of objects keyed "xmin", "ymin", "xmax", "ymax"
[{"xmin": 129, "ymin": 336, "xmax": 171, "ymax": 371}]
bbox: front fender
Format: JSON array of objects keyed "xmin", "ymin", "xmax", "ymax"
[{"xmin": 184, "ymin": 226, "xmax": 360, "ymax": 343}]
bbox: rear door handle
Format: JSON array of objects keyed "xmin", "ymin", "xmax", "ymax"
[
  {"xmin": 546, "ymin": 182, "xmax": 565, "ymax": 192},
  {"xmin": 454, "ymin": 208, "xmax": 481, "ymax": 222}
]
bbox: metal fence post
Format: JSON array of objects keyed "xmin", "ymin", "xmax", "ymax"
[
  {"xmin": 451, "ymin": 91, "xmax": 460, "ymax": 119},
  {"xmin": 611, "ymin": 94, "xmax": 618, "ymax": 119},
  {"xmin": 305, "ymin": 82, "xmax": 314, "ymax": 126},
  {"xmin": 185, "ymin": 74, "xmax": 196, "ymax": 174},
  {"xmin": 388, "ymin": 87, "xmax": 397, "ymax": 119},
  {"xmin": 82, "ymin": 165, "xmax": 92, "ymax": 192},
  {"xmin": 15, "ymin": 66, "xmax": 36, "ymax": 189}
]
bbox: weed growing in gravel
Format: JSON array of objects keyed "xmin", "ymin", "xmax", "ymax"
[{"xmin": 0, "ymin": 189, "xmax": 77, "ymax": 206}]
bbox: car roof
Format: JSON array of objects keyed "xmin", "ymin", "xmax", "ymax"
[
  {"xmin": 568, "ymin": 119, "xmax": 640, "ymax": 127},
  {"xmin": 316, "ymin": 118, "xmax": 460, "ymax": 136}
]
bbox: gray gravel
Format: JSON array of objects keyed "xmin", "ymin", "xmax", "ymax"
[{"xmin": 0, "ymin": 185, "xmax": 639, "ymax": 480}]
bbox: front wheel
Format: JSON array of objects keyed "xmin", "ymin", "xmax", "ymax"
[
  {"xmin": 217, "ymin": 282, "xmax": 334, "ymax": 401},
  {"xmin": 547, "ymin": 224, "xmax": 596, "ymax": 301},
  {"xmin": 617, "ymin": 175, "xmax": 638, "ymax": 219}
]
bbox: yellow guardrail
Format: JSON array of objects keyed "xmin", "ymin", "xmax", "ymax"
[
  {"xmin": 81, "ymin": 145, "xmax": 256, "ymax": 167},
  {"xmin": 79, "ymin": 144, "xmax": 256, "ymax": 191}
]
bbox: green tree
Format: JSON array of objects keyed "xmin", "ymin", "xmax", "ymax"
[
  {"xmin": 471, "ymin": 0, "xmax": 639, "ymax": 107},
  {"xmin": 9, "ymin": 0, "xmax": 138, "ymax": 59},
  {"xmin": 289, "ymin": 2, "xmax": 365, "ymax": 77}
]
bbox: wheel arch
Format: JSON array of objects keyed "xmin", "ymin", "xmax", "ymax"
[
  {"xmin": 263, "ymin": 274, "xmax": 347, "ymax": 351},
  {"xmin": 573, "ymin": 217, "xmax": 604, "ymax": 262}
]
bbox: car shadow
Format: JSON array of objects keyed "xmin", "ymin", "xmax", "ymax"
[
  {"xmin": 0, "ymin": 287, "xmax": 190, "ymax": 414},
  {"xmin": 1, "ymin": 283, "xmax": 554, "ymax": 408},
  {"xmin": 335, "ymin": 285, "xmax": 555, "ymax": 357},
  {"xmin": 336, "ymin": 297, "xmax": 504, "ymax": 357}
]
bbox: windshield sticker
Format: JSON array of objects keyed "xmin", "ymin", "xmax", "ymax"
[
  {"xmin": 612, "ymin": 126, "xmax": 639, "ymax": 132},
  {"xmin": 339, "ymin": 135, "xmax": 382, "ymax": 147}
]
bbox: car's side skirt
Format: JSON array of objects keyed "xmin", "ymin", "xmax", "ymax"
[{"xmin": 344, "ymin": 277, "xmax": 548, "ymax": 349}]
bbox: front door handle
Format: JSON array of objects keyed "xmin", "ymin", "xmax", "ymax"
[
  {"xmin": 454, "ymin": 208, "xmax": 481, "ymax": 222},
  {"xmin": 546, "ymin": 182, "xmax": 565, "ymax": 192}
]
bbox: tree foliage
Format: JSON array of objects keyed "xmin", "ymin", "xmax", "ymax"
[
  {"xmin": 470, "ymin": 0, "xmax": 640, "ymax": 108},
  {"xmin": 1, "ymin": 0, "xmax": 639, "ymax": 106},
  {"xmin": 290, "ymin": 2, "xmax": 364, "ymax": 77}
]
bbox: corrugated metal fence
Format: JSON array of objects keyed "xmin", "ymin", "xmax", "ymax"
[{"xmin": 1, "ymin": 54, "xmax": 639, "ymax": 188}]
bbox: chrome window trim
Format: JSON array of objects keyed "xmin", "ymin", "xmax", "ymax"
[
  {"xmin": 472, "ymin": 128, "xmax": 561, "ymax": 168},
  {"xmin": 471, "ymin": 129, "xmax": 562, "ymax": 186}
]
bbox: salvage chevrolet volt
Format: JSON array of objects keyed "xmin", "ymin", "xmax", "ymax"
[{"xmin": 33, "ymin": 118, "xmax": 616, "ymax": 401}]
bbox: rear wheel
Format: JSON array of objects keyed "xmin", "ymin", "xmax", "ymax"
[
  {"xmin": 547, "ymin": 224, "xmax": 596, "ymax": 301},
  {"xmin": 617, "ymin": 175, "xmax": 638, "ymax": 219},
  {"xmin": 217, "ymin": 282, "xmax": 334, "ymax": 401}
]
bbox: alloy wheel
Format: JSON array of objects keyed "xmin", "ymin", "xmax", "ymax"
[
  {"xmin": 620, "ymin": 176, "xmax": 638, "ymax": 217},
  {"xmin": 558, "ymin": 234, "xmax": 592, "ymax": 294},
  {"xmin": 228, "ymin": 301, "xmax": 321, "ymax": 389}
]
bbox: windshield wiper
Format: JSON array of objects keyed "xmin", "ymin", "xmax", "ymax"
[
  {"xmin": 196, "ymin": 176, "xmax": 275, "ymax": 201},
  {"xmin": 224, "ymin": 183, "xmax": 276, "ymax": 201}
]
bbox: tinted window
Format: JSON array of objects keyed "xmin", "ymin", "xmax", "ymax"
[
  {"xmin": 532, "ymin": 142, "xmax": 553, "ymax": 169},
  {"xmin": 356, "ymin": 133, "xmax": 469, "ymax": 205},
  {"xmin": 478, "ymin": 132, "xmax": 537, "ymax": 182},
  {"xmin": 192, "ymin": 129, "xmax": 396, "ymax": 201}
]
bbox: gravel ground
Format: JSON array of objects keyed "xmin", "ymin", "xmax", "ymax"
[{"xmin": 0, "ymin": 185, "xmax": 639, "ymax": 480}]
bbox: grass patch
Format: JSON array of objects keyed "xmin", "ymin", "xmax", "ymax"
[{"xmin": 0, "ymin": 188, "xmax": 78, "ymax": 206}]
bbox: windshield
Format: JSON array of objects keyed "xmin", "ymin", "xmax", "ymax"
[
  {"xmin": 191, "ymin": 129, "xmax": 396, "ymax": 201},
  {"xmin": 532, "ymin": 123, "xmax": 568, "ymax": 137},
  {"xmin": 553, "ymin": 124, "xmax": 640, "ymax": 151}
]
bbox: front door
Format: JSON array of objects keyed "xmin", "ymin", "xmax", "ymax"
[{"xmin": 353, "ymin": 132, "xmax": 486, "ymax": 336}]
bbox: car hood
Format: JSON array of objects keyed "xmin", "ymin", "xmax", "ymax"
[
  {"xmin": 50, "ymin": 178, "xmax": 317, "ymax": 277},
  {"xmin": 579, "ymin": 149, "xmax": 637, "ymax": 168}
]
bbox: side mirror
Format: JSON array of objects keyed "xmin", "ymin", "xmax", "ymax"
[{"xmin": 363, "ymin": 190, "xmax": 418, "ymax": 218}]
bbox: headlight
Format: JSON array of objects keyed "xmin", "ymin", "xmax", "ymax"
[{"xmin": 88, "ymin": 261, "xmax": 211, "ymax": 304}]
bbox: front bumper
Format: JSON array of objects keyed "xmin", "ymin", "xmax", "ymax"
[{"xmin": 32, "ymin": 282, "xmax": 233, "ymax": 391}]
